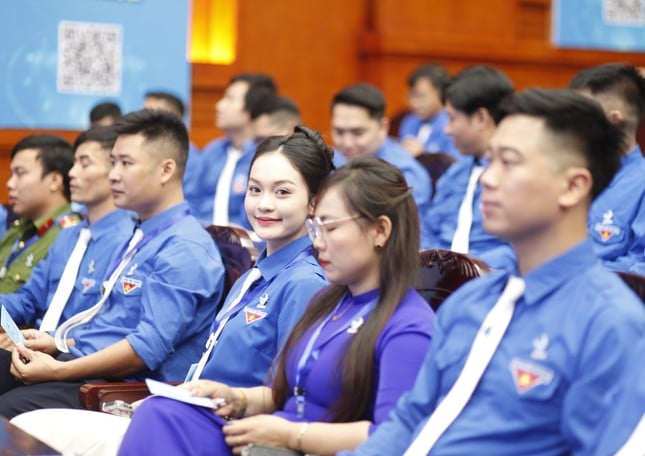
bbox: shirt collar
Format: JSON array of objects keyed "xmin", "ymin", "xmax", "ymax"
[
  {"xmin": 33, "ymin": 203, "xmax": 74, "ymax": 237},
  {"xmin": 89, "ymin": 209, "xmax": 134, "ymax": 239},
  {"xmin": 622, "ymin": 145, "xmax": 643, "ymax": 167},
  {"xmin": 139, "ymin": 201, "xmax": 190, "ymax": 235},
  {"xmin": 521, "ymin": 239, "xmax": 598, "ymax": 307},
  {"xmin": 254, "ymin": 235, "xmax": 312, "ymax": 282}
]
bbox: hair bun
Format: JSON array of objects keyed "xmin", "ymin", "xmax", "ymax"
[{"xmin": 293, "ymin": 125, "xmax": 335, "ymax": 170}]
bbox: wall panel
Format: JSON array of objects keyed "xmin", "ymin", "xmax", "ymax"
[{"xmin": 1, "ymin": 0, "xmax": 644, "ymax": 203}]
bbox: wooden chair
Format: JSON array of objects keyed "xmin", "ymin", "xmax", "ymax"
[
  {"xmin": 79, "ymin": 224, "xmax": 256, "ymax": 411},
  {"xmin": 414, "ymin": 249, "xmax": 490, "ymax": 312},
  {"xmin": 416, "ymin": 152, "xmax": 456, "ymax": 198}
]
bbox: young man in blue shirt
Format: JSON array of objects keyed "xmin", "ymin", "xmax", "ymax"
[
  {"xmin": 188, "ymin": 73, "xmax": 276, "ymax": 228},
  {"xmin": 421, "ymin": 65, "xmax": 515, "ymax": 268},
  {"xmin": 0, "ymin": 126, "xmax": 134, "ymax": 347},
  {"xmin": 0, "ymin": 110, "xmax": 225, "ymax": 418},
  {"xmin": 569, "ymin": 63, "xmax": 645, "ymax": 272},
  {"xmin": 346, "ymin": 89, "xmax": 645, "ymax": 455},
  {"xmin": 398, "ymin": 63, "xmax": 460, "ymax": 159},
  {"xmin": 331, "ymin": 82, "xmax": 433, "ymax": 247}
]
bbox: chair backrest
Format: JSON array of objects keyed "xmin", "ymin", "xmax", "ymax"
[
  {"xmin": 205, "ymin": 225, "xmax": 257, "ymax": 311},
  {"xmin": 617, "ymin": 271, "xmax": 645, "ymax": 304},
  {"xmin": 414, "ymin": 249, "xmax": 490, "ymax": 311},
  {"xmin": 416, "ymin": 152, "xmax": 456, "ymax": 197}
]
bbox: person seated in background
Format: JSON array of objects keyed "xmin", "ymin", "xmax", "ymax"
[
  {"xmin": 422, "ymin": 65, "xmax": 515, "ymax": 269},
  {"xmin": 0, "ymin": 135, "xmax": 81, "ymax": 293},
  {"xmin": 189, "ymin": 73, "xmax": 277, "ymax": 228},
  {"xmin": 398, "ymin": 63, "xmax": 460, "ymax": 159},
  {"xmin": 9, "ymin": 126, "xmax": 334, "ymax": 455},
  {"xmin": 0, "ymin": 126, "xmax": 134, "ymax": 349},
  {"xmin": 331, "ymin": 82, "xmax": 433, "ymax": 248},
  {"xmin": 89, "ymin": 101, "xmax": 122, "ymax": 127},
  {"xmin": 142, "ymin": 91, "xmax": 185, "ymax": 118},
  {"xmin": 0, "ymin": 110, "xmax": 225, "ymax": 418},
  {"xmin": 346, "ymin": 89, "xmax": 645, "ymax": 455},
  {"xmin": 249, "ymin": 92, "xmax": 301, "ymax": 141},
  {"xmin": 119, "ymin": 155, "xmax": 434, "ymax": 455},
  {"xmin": 569, "ymin": 63, "xmax": 645, "ymax": 272}
]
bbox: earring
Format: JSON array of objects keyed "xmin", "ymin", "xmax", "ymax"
[{"xmin": 375, "ymin": 243, "xmax": 383, "ymax": 249}]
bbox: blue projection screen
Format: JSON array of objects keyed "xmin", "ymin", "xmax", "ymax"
[
  {"xmin": 553, "ymin": 0, "xmax": 645, "ymax": 52},
  {"xmin": 0, "ymin": 0, "xmax": 190, "ymax": 129}
]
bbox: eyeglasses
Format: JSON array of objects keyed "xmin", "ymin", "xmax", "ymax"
[{"xmin": 305, "ymin": 215, "xmax": 362, "ymax": 241}]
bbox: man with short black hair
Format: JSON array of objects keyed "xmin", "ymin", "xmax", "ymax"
[
  {"xmin": 346, "ymin": 89, "xmax": 644, "ymax": 455},
  {"xmin": 569, "ymin": 62, "xmax": 645, "ymax": 272},
  {"xmin": 331, "ymin": 82, "xmax": 433, "ymax": 247},
  {"xmin": 0, "ymin": 135, "xmax": 81, "ymax": 293},
  {"xmin": 422, "ymin": 65, "xmax": 515, "ymax": 268},
  {"xmin": 399, "ymin": 63, "xmax": 459, "ymax": 158},
  {"xmin": 190, "ymin": 73, "xmax": 277, "ymax": 227}
]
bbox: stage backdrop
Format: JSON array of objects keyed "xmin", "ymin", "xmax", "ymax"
[
  {"xmin": 553, "ymin": 0, "xmax": 645, "ymax": 52},
  {"xmin": 0, "ymin": 0, "xmax": 190, "ymax": 129}
]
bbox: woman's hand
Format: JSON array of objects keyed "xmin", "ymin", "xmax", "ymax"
[
  {"xmin": 223, "ymin": 415, "xmax": 299, "ymax": 455},
  {"xmin": 179, "ymin": 380, "xmax": 243, "ymax": 418}
]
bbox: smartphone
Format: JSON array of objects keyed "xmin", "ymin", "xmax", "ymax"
[{"xmin": 101, "ymin": 400, "xmax": 134, "ymax": 418}]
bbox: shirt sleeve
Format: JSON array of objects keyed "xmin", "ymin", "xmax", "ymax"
[
  {"xmin": 127, "ymin": 240, "xmax": 224, "ymax": 370},
  {"xmin": 0, "ymin": 240, "xmax": 61, "ymax": 326},
  {"xmin": 562, "ymin": 306, "xmax": 644, "ymax": 455},
  {"xmin": 601, "ymin": 196, "xmax": 645, "ymax": 272}
]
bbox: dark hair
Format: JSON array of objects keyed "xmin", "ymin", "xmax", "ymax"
[
  {"xmin": 272, "ymin": 155, "xmax": 419, "ymax": 423},
  {"xmin": 11, "ymin": 135, "xmax": 74, "ymax": 201},
  {"xmin": 331, "ymin": 83, "xmax": 386, "ymax": 119},
  {"xmin": 89, "ymin": 102, "xmax": 122, "ymax": 124},
  {"xmin": 498, "ymin": 88, "xmax": 624, "ymax": 199},
  {"xmin": 74, "ymin": 125, "xmax": 118, "ymax": 152},
  {"xmin": 249, "ymin": 92, "xmax": 300, "ymax": 121},
  {"xmin": 569, "ymin": 63, "xmax": 645, "ymax": 132},
  {"xmin": 114, "ymin": 109, "xmax": 189, "ymax": 175},
  {"xmin": 251, "ymin": 126, "xmax": 335, "ymax": 200},
  {"xmin": 144, "ymin": 91, "xmax": 186, "ymax": 117},
  {"xmin": 444, "ymin": 65, "xmax": 514, "ymax": 123},
  {"xmin": 407, "ymin": 63, "xmax": 451, "ymax": 98},
  {"xmin": 229, "ymin": 73, "xmax": 278, "ymax": 112}
]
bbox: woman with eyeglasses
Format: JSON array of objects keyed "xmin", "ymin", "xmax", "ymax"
[{"xmin": 117, "ymin": 155, "xmax": 435, "ymax": 455}]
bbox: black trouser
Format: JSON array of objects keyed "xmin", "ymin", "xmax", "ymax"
[{"xmin": 0, "ymin": 349, "xmax": 93, "ymax": 419}]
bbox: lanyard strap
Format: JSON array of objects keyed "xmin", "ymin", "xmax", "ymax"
[
  {"xmin": 104, "ymin": 209, "xmax": 190, "ymax": 279},
  {"xmin": 293, "ymin": 293, "xmax": 378, "ymax": 418}
]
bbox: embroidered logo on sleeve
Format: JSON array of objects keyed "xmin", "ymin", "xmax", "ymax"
[
  {"xmin": 244, "ymin": 306, "xmax": 267, "ymax": 324},
  {"xmin": 121, "ymin": 276, "xmax": 142, "ymax": 294},
  {"xmin": 594, "ymin": 210, "xmax": 620, "ymax": 242},
  {"xmin": 509, "ymin": 358, "xmax": 554, "ymax": 394}
]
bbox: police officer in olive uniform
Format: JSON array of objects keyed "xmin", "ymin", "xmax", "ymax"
[{"xmin": 0, "ymin": 135, "xmax": 80, "ymax": 293}]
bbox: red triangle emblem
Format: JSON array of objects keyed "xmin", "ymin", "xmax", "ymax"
[
  {"xmin": 509, "ymin": 358, "xmax": 554, "ymax": 394},
  {"xmin": 599, "ymin": 230, "xmax": 614, "ymax": 241},
  {"xmin": 121, "ymin": 277, "xmax": 142, "ymax": 294},
  {"xmin": 244, "ymin": 307, "xmax": 267, "ymax": 324}
]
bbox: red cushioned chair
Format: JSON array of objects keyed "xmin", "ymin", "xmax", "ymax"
[{"xmin": 414, "ymin": 249, "xmax": 490, "ymax": 312}]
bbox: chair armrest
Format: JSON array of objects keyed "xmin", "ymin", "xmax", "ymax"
[
  {"xmin": 79, "ymin": 381, "xmax": 182, "ymax": 411},
  {"xmin": 79, "ymin": 382, "xmax": 150, "ymax": 411}
]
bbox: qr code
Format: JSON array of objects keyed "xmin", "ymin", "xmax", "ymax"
[
  {"xmin": 57, "ymin": 21, "xmax": 122, "ymax": 94},
  {"xmin": 603, "ymin": 0, "xmax": 645, "ymax": 25}
]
